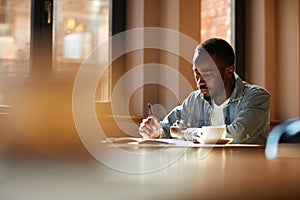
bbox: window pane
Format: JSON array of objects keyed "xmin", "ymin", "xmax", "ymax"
[
  {"xmin": 53, "ymin": 0, "xmax": 109, "ymax": 75},
  {"xmin": 53, "ymin": 0, "xmax": 110, "ymax": 101},
  {"xmin": 0, "ymin": 0, "xmax": 31, "ymax": 104},
  {"xmin": 201, "ymin": 0, "xmax": 232, "ymax": 43}
]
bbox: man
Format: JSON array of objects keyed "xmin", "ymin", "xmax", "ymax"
[{"xmin": 139, "ymin": 38, "xmax": 270, "ymax": 144}]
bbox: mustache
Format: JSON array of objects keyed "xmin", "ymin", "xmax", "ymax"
[{"xmin": 197, "ymin": 85, "xmax": 208, "ymax": 90}]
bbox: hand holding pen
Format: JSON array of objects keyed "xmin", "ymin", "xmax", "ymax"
[{"xmin": 139, "ymin": 103, "xmax": 161, "ymax": 139}]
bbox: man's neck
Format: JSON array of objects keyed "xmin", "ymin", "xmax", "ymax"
[
  {"xmin": 225, "ymin": 77, "xmax": 235, "ymax": 99},
  {"xmin": 214, "ymin": 91, "xmax": 228, "ymax": 105},
  {"xmin": 214, "ymin": 78, "xmax": 235, "ymax": 105}
]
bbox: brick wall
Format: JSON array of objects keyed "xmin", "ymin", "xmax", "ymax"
[{"xmin": 201, "ymin": 0, "xmax": 232, "ymax": 43}]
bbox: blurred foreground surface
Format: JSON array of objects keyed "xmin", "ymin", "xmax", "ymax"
[
  {"xmin": 1, "ymin": 79, "xmax": 300, "ymax": 200},
  {"xmin": 1, "ymin": 145, "xmax": 300, "ymax": 200}
]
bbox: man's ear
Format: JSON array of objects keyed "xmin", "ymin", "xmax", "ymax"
[{"xmin": 227, "ymin": 65, "xmax": 235, "ymax": 75}]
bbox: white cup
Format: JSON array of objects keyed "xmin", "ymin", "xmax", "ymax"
[{"xmin": 200, "ymin": 125, "xmax": 227, "ymax": 140}]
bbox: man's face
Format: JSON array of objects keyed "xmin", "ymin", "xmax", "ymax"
[{"xmin": 192, "ymin": 54, "xmax": 226, "ymax": 102}]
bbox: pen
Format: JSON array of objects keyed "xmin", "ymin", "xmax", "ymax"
[{"xmin": 148, "ymin": 103, "xmax": 154, "ymax": 116}]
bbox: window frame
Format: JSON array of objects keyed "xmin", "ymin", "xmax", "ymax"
[{"xmin": 233, "ymin": 0, "xmax": 245, "ymax": 80}]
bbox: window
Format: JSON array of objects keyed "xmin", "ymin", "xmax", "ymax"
[
  {"xmin": 0, "ymin": 0, "xmax": 114, "ymax": 103},
  {"xmin": 0, "ymin": 0, "xmax": 31, "ymax": 77},
  {"xmin": 53, "ymin": 0, "xmax": 109, "ymax": 75},
  {"xmin": 201, "ymin": 0, "xmax": 232, "ymax": 43},
  {"xmin": 0, "ymin": 0, "xmax": 31, "ymax": 104}
]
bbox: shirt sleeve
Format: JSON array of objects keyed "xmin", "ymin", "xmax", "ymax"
[
  {"xmin": 159, "ymin": 91, "xmax": 200, "ymax": 138},
  {"xmin": 160, "ymin": 106, "xmax": 182, "ymax": 138}
]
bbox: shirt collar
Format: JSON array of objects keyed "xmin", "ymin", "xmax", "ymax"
[{"xmin": 230, "ymin": 73, "xmax": 245, "ymax": 102}]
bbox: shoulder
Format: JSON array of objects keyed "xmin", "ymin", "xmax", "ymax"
[
  {"xmin": 182, "ymin": 90, "xmax": 201, "ymax": 100},
  {"xmin": 241, "ymin": 82, "xmax": 271, "ymax": 105},
  {"xmin": 188, "ymin": 90, "xmax": 201, "ymax": 98},
  {"xmin": 232, "ymin": 75, "xmax": 270, "ymax": 101},
  {"xmin": 244, "ymin": 82, "xmax": 270, "ymax": 97},
  {"xmin": 182, "ymin": 90, "xmax": 203, "ymax": 105}
]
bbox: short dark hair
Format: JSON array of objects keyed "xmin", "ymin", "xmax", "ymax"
[{"xmin": 194, "ymin": 38, "xmax": 235, "ymax": 68}]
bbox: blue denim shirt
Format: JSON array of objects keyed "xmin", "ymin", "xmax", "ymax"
[{"xmin": 160, "ymin": 75, "xmax": 271, "ymax": 144}]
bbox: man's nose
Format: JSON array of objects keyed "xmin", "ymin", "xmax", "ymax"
[{"xmin": 197, "ymin": 75, "xmax": 206, "ymax": 85}]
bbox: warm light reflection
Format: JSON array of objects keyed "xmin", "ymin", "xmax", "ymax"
[
  {"xmin": 66, "ymin": 18, "xmax": 76, "ymax": 30},
  {"xmin": 74, "ymin": 24, "xmax": 85, "ymax": 32}
]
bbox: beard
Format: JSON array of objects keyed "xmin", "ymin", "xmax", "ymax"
[
  {"xmin": 203, "ymin": 94, "xmax": 211, "ymax": 102},
  {"xmin": 198, "ymin": 85, "xmax": 212, "ymax": 102}
]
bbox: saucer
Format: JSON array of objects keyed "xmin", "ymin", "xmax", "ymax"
[{"xmin": 196, "ymin": 137, "xmax": 233, "ymax": 144}]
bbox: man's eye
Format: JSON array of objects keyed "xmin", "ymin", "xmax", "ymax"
[{"xmin": 202, "ymin": 72, "xmax": 213, "ymax": 78}]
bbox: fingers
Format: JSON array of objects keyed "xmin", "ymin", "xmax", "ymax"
[
  {"xmin": 139, "ymin": 116, "xmax": 160, "ymax": 139},
  {"xmin": 142, "ymin": 123, "xmax": 153, "ymax": 135},
  {"xmin": 170, "ymin": 127, "xmax": 185, "ymax": 139},
  {"xmin": 170, "ymin": 120, "xmax": 187, "ymax": 139},
  {"xmin": 171, "ymin": 120, "xmax": 187, "ymax": 129},
  {"xmin": 149, "ymin": 132, "xmax": 160, "ymax": 139},
  {"xmin": 139, "ymin": 130, "xmax": 150, "ymax": 139},
  {"xmin": 139, "ymin": 121, "xmax": 154, "ymax": 137},
  {"xmin": 139, "ymin": 121, "xmax": 149, "ymax": 138}
]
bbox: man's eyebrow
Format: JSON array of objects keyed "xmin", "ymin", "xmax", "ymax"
[
  {"xmin": 202, "ymin": 68, "xmax": 214, "ymax": 72},
  {"xmin": 193, "ymin": 66, "xmax": 215, "ymax": 73}
]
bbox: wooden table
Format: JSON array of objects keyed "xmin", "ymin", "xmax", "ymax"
[{"xmin": 0, "ymin": 144, "xmax": 299, "ymax": 200}]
